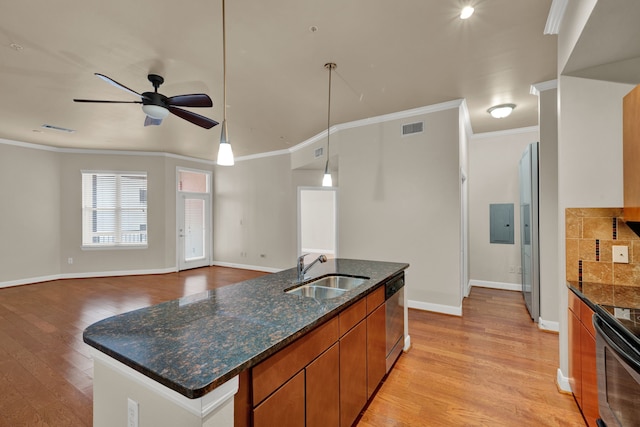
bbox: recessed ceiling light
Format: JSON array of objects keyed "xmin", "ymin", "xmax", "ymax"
[
  {"xmin": 487, "ymin": 103, "xmax": 516, "ymax": 119},
  {"xmin": 460, "ymin": 6, "xmax": 475, "ymax": 19}
]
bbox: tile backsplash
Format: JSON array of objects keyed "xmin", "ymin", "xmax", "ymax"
[{"xmin": 566, "ymin": 208, "xmax": 640, "ymax": 286}]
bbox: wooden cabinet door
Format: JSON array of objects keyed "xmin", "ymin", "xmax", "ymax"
[
  {"xmin": 367, "ymin": 303, "xmax": 386, "ymax": 399},
  {"xmin": 253, "ymin": 371, "xmax": 305, "ymax": 427},
  {"xmin": 306, "ymin": 344, "xmax": 339, "ymax": 427},
  {"xmin": 624, "ymin": 84, "xmax": 640, "ymax": 220},
  {"xmin": 568, "ymin": 308, "xmax": 582, "ymax": 407},
  {"xmin": 340, "ymin": 320, "xmax": 367, "ymax": 427},
  {"xmin": 581, "ymin": 319, "xmax": 599, "ymax": 426}
]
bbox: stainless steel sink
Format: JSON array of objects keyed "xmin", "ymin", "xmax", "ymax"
[
  {"xmin": 286, "ymin": 285, "xmax": 346, "ymax": 299},
  {"xmin": 286, "ymin": 275, "xmax": 370, "ymax": 300},
  {"xmin": 306, "ymin": 275, "xmax": 368, "ymax": 290}
]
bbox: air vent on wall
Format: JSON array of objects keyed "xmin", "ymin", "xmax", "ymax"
[
  {"xmin": 402, "ymin": 121, "xmax": 424, "ymax": 136},
  {"xmin": 314, "ymin": 147, "xmax": 324, "ymax": 158}
]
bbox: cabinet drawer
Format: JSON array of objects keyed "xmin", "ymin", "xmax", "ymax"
[
  {"xmin": 580, "ymin": 299, "xmax": 596, "ymax": 338},
  {"xmin": 253, "ymin": 371, "xmax": 305, "ymax": 427},
  {"xmin": 366, "ymin": 286, "xmax": 385, "ymax": 315},
  {"xmin": 339, "ymin": 298, "xmax": 366, "ymax": 336},
  {"xmin": 252, "ymin": 316, "xmax": 339, "ymax": 405},
  {"xmin": 568, "ymin": 290, "xmax": 581, "ymax": 316}
]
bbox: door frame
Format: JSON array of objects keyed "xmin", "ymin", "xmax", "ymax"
[{"xmin": 176, "ymin": 167, "xmax": 212, "ymax": 271}]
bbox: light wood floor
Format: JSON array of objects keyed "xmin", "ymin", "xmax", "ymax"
[{"xmin": 0, "ymin": 268, "xmax": 585, "ymax": 426}]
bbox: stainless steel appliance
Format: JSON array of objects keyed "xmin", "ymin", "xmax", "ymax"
[
  {"xmin": 385, "ymin": 273, "xmax": 405, "ymax": 373},
  {"xmin": 594, "ymin": 305, "xmax": 640, "ymax": 426},
  {"xmin": 519, "ymin": 142, "xmax": 540, "ymax": 321}
]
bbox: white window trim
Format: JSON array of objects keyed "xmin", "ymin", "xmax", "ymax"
[{"xmin": 81, "ymin": 170, "xmax": 148, "ymax": 249}]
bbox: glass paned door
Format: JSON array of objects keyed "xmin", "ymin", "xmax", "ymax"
[{"xmin": 177, "ymin": 169, "xmax": 211, "ymax": 271}]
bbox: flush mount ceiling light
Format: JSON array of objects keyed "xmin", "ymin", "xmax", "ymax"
[
  {"xmin": 322, "ymin": 62, "xmax": 336, "ymax": 187},
  {"xmin": 487, "ymin": 103, "xmax": 516, "ymax": 119},
  {"xmin": 217, "ymin": 0, "xmax": 234, "ymax": 166},
  {"xmin": 460, "ymin": 6, "xmax": 475, "ymax": 19}
]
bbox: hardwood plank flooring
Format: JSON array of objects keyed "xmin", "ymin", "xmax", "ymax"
[
  {"xmin": 0, "ymin": 267, "xmax": 267, "ymax": 427},
  {"xmin": 0, "ymin": 270, "xmax": 584, "ymax": 426},
  {"xmin": 358, "ymin": 287, "xmax": 586, "ymax": 427}
]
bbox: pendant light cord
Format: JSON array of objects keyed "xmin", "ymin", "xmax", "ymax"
[
  {"xmin": 324, "ymin": 63, "xmax": 336, "ymax": 174},
  {"xmin": 222, "ymin": 0, "xmax": 227, "ymax": 123}
]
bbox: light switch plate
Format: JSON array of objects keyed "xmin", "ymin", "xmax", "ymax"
[{"xmin": 612, "ymin": 245, "xmax": 629, "ymax": 264}]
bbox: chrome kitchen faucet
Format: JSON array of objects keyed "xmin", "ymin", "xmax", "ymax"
[{"xmin": 296, "ymin": 254, "xmax": 327, "ymax": 283}]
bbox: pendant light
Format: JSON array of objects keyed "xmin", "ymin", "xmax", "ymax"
[
  {"xmin": 322, "ymin": 62, "xmax": 336, "ymax": 187},
  {"xmin": 217, "ymin": 0, "xmax": 234, "ymax": 166}
]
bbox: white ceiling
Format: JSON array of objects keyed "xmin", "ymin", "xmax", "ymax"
[{"xmin": 1, "ymin": 0, "xmax": 558, "ymax": 161}]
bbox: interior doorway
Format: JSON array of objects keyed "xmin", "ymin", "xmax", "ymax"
[
  {"xmin": 297, "ymin": 187, "xmax": 337, "ymax": 259},
  {"xmin": 177, "ymin": 168, "xmax": 212, "ymax": 271}
]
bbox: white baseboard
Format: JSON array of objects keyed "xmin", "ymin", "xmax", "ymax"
[
  {"xmin": 469, "ymin": 279, "xmax": 522, "ymax": 292},
  {"xmin": 538, "ymin": 318, "xmax": 560, "ymax": 332},
  {"xmin": 403, "ymin": 335, "xmax": 411, "ymax": 351},
  {"xmin": 0, "ymin": 263, "xmax": 280, "ymax": 289},
  {"xmin": 556, "ymin": 368, "xmax": 572, "ymax": 393},
  {"xmin": 211, "ymin": 261, "xmax": 282, "ymax": 273},
  {"xmin": 408, "ymin": 299, "xmax": 462, "ymax": 316},
  {"xmin": 0, "ymin": 267, "xmax": 178, "ymax": 289}
]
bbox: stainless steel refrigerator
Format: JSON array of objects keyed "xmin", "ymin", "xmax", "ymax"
[{"xmin": 519, "ymin": 142, "xmax": 539, "ymax": 322}]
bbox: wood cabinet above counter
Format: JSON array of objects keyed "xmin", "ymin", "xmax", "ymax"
[{"xmin": 623, "ymin": 84, "xmax": 640, "ymax": 227}]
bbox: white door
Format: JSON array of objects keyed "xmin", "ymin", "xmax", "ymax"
[{"xmin": 177, "ymin": 169, "xmax": 211, "ymax": 271}]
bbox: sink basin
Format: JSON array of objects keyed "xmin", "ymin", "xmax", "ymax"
[
  {"xmin": 286, "ymin": 285, "xmax": 346, "ymax": 299},
  {"xmin": 285, "ymin": 275, "xmax": 370, "ymax": 300},
  {"xmin": 306, "ymin": 275, "xmax": 369, "ymax": 290}
]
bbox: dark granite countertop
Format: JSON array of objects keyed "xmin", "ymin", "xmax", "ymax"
[
  {"xmin": 567, "ymin": 281, "xmax": 640, "ymax": 311},
  {"xmin": 83, "ymin": 258, "xmax": 408, "ymax": 399}
]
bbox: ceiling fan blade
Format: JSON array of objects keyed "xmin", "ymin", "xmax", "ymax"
[
  {"xmin": 167, "ymin": 94, "xmax": 213, "ymax": 108},
  {"xmin": 144, "ymin": 116, "xmax": 163, "ymax": 127},
  {"xmin": 95, "ymin": 73, "xmax": 144, "ymax": 99},
  {"xmin": 73, "ymin": 99, "xmax": 142, "ymax": 103},
  {"xmin": 168, "ymin": 106, "xmax": 219, "ymax": 129}
]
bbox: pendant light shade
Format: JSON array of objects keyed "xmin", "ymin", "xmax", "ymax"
[
  {"xmin": 217, "ymin": 120, "xmax": 234, "ymax": 166},
  {"xmin": 217, "ymin": 0, "xmax": 234, "ymax": 166},
  {"xmin": 322, "ymin": 63, "xmax": 336, "ymax": 187}
]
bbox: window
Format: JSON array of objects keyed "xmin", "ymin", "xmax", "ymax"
[{"xmin": 82, "ymin": 171, "xmax": 148, "ymax": 248}]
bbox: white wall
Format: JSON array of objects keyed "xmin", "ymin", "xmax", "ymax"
[
  {"xmin": 556, "ymin": 75, "xmax": 634, "ymax": 378},
  {"xmin": 0, "ymin": 142, "xmax": 61, "ymax": 284},
  {"xmin": 468, "ymin": 129, "xmax": 537, "ymax": 285},
  {"xmin": 337, "ymin": 108, "xmax": 462, "ymax": 310},
  {"xmin": 213, "ymin": 154, "xmax": 297, "ymax": 270}
]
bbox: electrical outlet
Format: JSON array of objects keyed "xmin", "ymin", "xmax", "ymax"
[
  {"xmin": 612, "ymin": 245, "xmax": 629, "ymax": 264},
  {"xmin": 127, "ymin": 398, "xmax": 138, "ymax": 427},
  {"xmin": 67, "ymin": 257, "xmax": 73, "ymax": 265},
  {"xmin": 614, "ymin": 307, "xmax": 631, "ymax": 320}
]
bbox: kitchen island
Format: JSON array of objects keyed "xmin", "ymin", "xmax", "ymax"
[{"xmin": 83, "ymin": 259, "xmax": 409, "ymax": 427}]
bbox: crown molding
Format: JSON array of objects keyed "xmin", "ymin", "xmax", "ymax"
[
  {"xmin": 530, "ymin": 79, "xmax": 558, "ymax": 96},
  {"xmin": 470, "ymin": 126, "xmax": 539, "ymax": 141},
  {"xmin": 544, "ymin": 0, "xmax": 568, "ymax": 35}
]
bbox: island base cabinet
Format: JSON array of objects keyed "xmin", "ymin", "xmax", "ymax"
[
  {"xmin": 367, "ymin": 303, "xmax": 386, "ymax": 399},
  {"xmin": 253, "ymin": 371, "xmax": 305, "ymax": 427},
  {"xmin": 306, "ymin": 344, "xmax": 340, "ymax": 427},
  {"xmin": 340, "ymin": 320, "xmax": 368, "ymax": 427}
]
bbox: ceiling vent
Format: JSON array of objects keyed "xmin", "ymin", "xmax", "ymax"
[
  {"xmin": 42, "ymin": 124, "xmax": 76, "ymax": 133},
  {"xmin": 402, "ymin": 121, "xmax": 424, "ymax": 136},
  {"xmin": 314, "ymin": 147, "xmax": 324, "ymax": 158}
]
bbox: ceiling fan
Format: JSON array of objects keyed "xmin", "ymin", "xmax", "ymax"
[{"xmin": 74, "ymin": 73, "xmax": 219, "ymax": 129}]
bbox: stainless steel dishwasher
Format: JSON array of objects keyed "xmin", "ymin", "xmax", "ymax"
[{"xmin": 385, "ymin": 273, "xmax": 405, "ymax": 373}]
